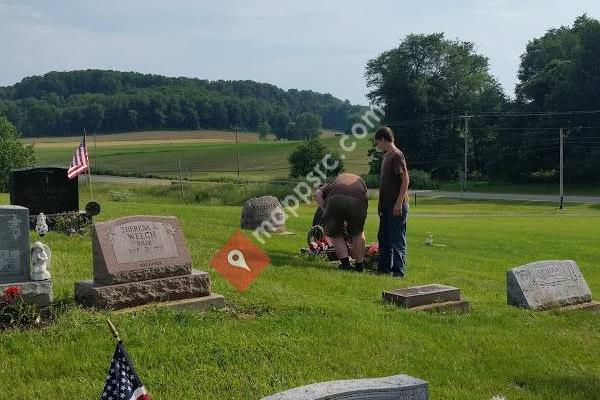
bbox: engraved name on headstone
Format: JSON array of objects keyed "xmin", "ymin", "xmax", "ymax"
[
  {"xmin": 109, "ymin": 221, "xmax": 179, "ymax": 264},
  {"xmin": 92, "ymin": 216, "xmax": 191, "ymax": 285},
  {"xmin": 9, "ymin": 167, "xmax": 78, "ymax": 215},
  {"xmin": 507, "ymin": 260, "xmax": 593, "ymax": 310},
  {"xmin": 241, "ymin": 195, "xmax": 285, "ymax": 232}
]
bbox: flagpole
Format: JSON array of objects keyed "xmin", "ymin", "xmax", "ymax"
[
  {"xmin": 83, "ymin": 128, "xmax": 94, "ymax": 201},
  {"xmin": 107, "ymin": 318, "xmax": 122, "ymax": 343}
]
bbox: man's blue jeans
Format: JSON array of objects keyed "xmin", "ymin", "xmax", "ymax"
[{"xmin": 377, "ymin": 201, "xmax": 409, "ymax": 276}]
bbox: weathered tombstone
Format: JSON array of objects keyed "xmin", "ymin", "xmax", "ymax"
[
  {"xmin": 75, "ymin": 216, "xmax": 224, "ymax": 310},
  {"xmin": 261, "ymin": 374, "xmax": 428, "ymax": 400},
  {"xmin": 0, "ymin": 206, "xmax": 53, "ymax": 307},
  {"xmin": 507, "ymin": 260, "xmax": 599, "ymax": 311},
  {"xmin": 383, "ymin": 284, "xmax": 470, "ymax": 313},
  {"xmin": 9, "ymin": 167, "xmax": 78, "ymax": 215},
  {"xmin": 241, "ymin": 195, "xmax": 285, "ymax": 232}
]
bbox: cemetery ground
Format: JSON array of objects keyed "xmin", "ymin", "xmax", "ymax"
[{"xmin": 1, "ymin": 184, "xmax": 599, "ymax": 400}]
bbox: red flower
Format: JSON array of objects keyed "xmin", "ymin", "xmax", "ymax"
[
  {"xmin": 4, "ymin": 286, "xmax": 22, "ymax": 298},
  {"xmin": 367, "ymin": 243, "xmax": 379, "ymax": 256}
]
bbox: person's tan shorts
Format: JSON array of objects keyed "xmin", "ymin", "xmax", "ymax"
[{"xmin": 321, "ymin": 194, "xmax": 367, "ymax": 237}]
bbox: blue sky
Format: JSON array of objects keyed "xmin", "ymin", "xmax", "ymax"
[{"xmin": 1, "ymin": 0, "xmax": 599, "ymax": 104}]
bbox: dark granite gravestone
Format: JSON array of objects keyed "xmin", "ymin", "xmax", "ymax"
[
  {"xmin": 9, "ymin": 167, "xmax": 78, "ymax": 215},
  {"xmin": 383, "ymin": 284, "xmax": 470, "ymax": 313},
  {"xmin": 0, "ymin": 206, "xmax": 53, "ymax": 307},
  {"xmin": 261, "ymin": 374, "xmax": 428, "ymax": 400},
  {"xmin": 241, "ymin": 195, "xmax": 285, "ymax": 232},
  {"xmin": 507, "ymin": 260, "xmax": 599, "ymax": 311},
  {"xmin": 75, "ymin": 215, "xmax": 223, "ymax": 310}
]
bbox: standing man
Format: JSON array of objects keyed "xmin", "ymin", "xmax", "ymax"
[
  {"xmin": 314, "ymin": 173, "xmax": 368, "ymax": 272},
  {"xmin": 375, "ymin": 126, "xmax": 410, "ymax": 278}
]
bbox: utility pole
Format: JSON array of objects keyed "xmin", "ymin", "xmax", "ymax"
[
  {"xmin": 559, "ymin": 128, "xmax": 564, "ymax": 209},
  {"xmin": 459, "ymin": 114, "xmax": 472, "ymax": 194},
  {"xmin": 235, "ymin": 126, "xmax": 240, "ymax": 178}
]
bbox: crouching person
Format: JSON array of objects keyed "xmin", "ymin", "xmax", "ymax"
[{"xmin": 314, "ymin": 173, "xmax": 368, "ymax": 272}]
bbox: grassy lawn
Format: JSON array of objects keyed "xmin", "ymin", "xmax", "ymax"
[{"xmin": 0, "ymin": 187, "xmax": 599, "ymax": 400}]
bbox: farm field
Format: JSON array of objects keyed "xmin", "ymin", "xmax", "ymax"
[
  {"xmin": 0, "ymin": 185, "xmax": 599, "ymax": 400},
  {"xmin": 26, "ymin": 130, "xmax": 372, "ymax": 181}
]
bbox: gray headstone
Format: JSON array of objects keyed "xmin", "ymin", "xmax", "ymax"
[
  {"xmin": 507, "ymin": 260, "xmax": 592, "ymax": 310},
  {"xmin": 0, "ymin": 206, "xmax": 30, "ymax": 283},
  {"xmin": 9, "ymin": 167, "xmax": 79, "ymax": 215},
  {"xmin": 241, "ymin": 195, "xmax": 285, "ymax": 232},
  {"xmin": 261, "ymin": 374, "xmax": 428, "ymax": 400},
  {"xmin": 0, "ymin": 206, "xmax": 53, "ymax": 307}
]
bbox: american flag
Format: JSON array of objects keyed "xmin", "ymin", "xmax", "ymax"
[
  {"xmin": 101, "ymin": 342, "xmax": 151, "ymax": 400},
  {"xmin": 67, "ymin": 136, "xmax": 89, "ymax": 180}
]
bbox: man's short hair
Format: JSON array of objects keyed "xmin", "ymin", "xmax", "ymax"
[{"xmin": 375, "ymin": 126, "xmax": 394, "ymax": 142}]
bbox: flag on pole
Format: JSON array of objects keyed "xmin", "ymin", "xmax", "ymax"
[
  {"xmin": 101, "ymin": 342, "xmax": 151, "ymax": 400},
  {"xmin": 67, "ymin": 136, "xmax": 89, "ymax": 180}
]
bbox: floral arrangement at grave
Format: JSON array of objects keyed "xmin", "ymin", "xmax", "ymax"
[
  {"xmin": 363, "ymin": 242, "xmax": 379, "ymax": 268},
  {"xmin": 0, "ymin": 286, "xmax": 43, "ymax": 329},
  {"xmin": 51, "ymin": 211, "xmax": 92, "ymax": 235}
]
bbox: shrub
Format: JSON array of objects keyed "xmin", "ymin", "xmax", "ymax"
[
  {"xmin": 288, "ymin": 138, "xmax": 344, "ymax": 179},
  {"xmin": 109, "ymin": 189, "xmax": 136, "ymax": 202}
]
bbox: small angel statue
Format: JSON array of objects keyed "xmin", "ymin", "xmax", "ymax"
[
  {"xmin": 30, "ymin": 241, "xmax": 51, "ymax": 281},
  {"xmin": 35, "ymin": 213, "xmax": 49, "ymax": 236}
]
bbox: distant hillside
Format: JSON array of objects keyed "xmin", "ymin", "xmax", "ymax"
[{"xmin": 0, "ymin": 70, "xmax": 365, "ymax": 137}]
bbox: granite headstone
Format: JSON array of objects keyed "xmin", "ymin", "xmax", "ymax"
[
  {"xmin": 507, "ymin": 260, "xmax": 596, "ymax": 311},
  {"xmin": 261, "ymin": 374, "xmax": 428, "ymax": 400},
  {"xmin": 9, "ymin": 167, "xmax": 78, "ymax": 215},
  {"xmin": 0, "ymin": 206, "xmax": 53, "ymax": 307},
  {"xmin": 241, "ymin": 196, "xmax": 285, "ymax": 232},
  {"xmin": 0, "ymin": 206, "xmax": 30, "ymax": 282},
  {"xmin": 75, "ymin": 215, "xmax": 223, "ymax": 310}
]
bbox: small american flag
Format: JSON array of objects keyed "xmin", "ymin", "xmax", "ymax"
[
  {"xmin": 101, "ymin": 342, "xmax": 150, "ymax": 400},
  {"xmin": 67, "ymin": 136, "xmax": 89, "ymax": 180}
]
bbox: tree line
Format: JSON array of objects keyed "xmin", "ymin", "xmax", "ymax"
[
  {"xmin": 0, "ymin": 70, "xmax": 364, "ymax": 138},
  {"xmin": 365, "ymin": 14, "xmax": 600, "ymax": 182}
]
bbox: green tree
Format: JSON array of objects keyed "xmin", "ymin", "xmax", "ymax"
[
  {"xmin": 288, "ymin": 138, "xmax": 344, "ymax": 178},
  {"xmin": 365, "ymin": 33, "xmax": 505, "ymax": 179},
  {"xmin": 292, "ymin": 112, "xmax": 321, "ymax": 139},
  {"xmin": 0, "ymin": 117, "xmax": 36, "ymax": 191},
  {"xmin": 502, "ymin": 15, "xmax": 600, "ymax": 181},
  {"xmin": 257, "ymin": 121, "xmax": 271, "ymax": 140}
]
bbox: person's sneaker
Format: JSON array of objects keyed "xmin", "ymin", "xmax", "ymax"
[
  {"xmin": 354, "ymin": 262, "xmax": 364, "ymax": 273},
  {"xmin": 391, "ymin": 271, "xmax": 404, "ymax": 279}
]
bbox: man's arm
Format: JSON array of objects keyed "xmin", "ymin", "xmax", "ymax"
[
  {"xmin": 315, "ymin": 188, "xmax": 326, "ymax": 209},
  {"xmin": 393, "ymin": 170, "xmax": 410, "ymax": 216}
]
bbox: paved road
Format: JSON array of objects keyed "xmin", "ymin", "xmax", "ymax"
[
  {"xmin": 409, "ymin": 190, "xmax": 600, "ymax": 204},
  {"xmin": 84, "ymin": 175, "xmax": 600, "ymax": 204}
]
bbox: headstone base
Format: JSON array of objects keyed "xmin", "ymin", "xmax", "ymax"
[
  {"xmin": 0, "ymin": 280, "xmax": 53, "ymax": 308},
  {"xmin": 410, "ymin": 300, "xmax": 471, "ymax": 314},
  {"xmin": 115, "ymin": 293, "xmax": 225, "ymax": 313},
  {"xmin": 550, "ymin": 301, "xmax": 600, "ymax": 312},
  {"xmin": 74, "ymin": 270, "xmax": 211, "ymax": 310}
]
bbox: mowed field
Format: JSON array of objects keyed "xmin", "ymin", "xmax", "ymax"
[
  {"xmin": 0, "ymin": 184, "xmax": 599, "ymax": 400},
  {"xmin": 25, "ymin": 130, "xmax": 370, "ymax": 180}
]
